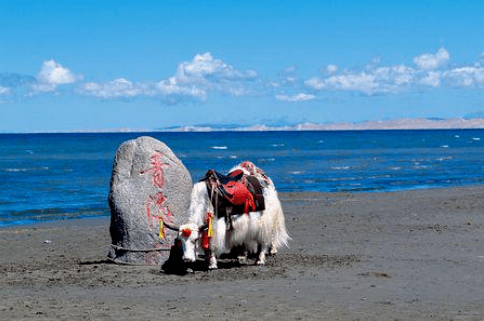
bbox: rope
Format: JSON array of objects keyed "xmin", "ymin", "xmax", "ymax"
[
  {"xmin": 163, "ymin": 221, "xmax": 180, "ymax": 231},
  {"xmin": 109, "ymin": 244, "xmax": 171, "ymax": 252}
]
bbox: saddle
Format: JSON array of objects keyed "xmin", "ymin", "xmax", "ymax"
[{"xmin": 201, "ymin": 169, "xmax": 266, "ymax": 221}]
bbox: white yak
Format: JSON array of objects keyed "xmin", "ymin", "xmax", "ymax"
[{"xmin": 171, "ymin": 161, "xmax": 289, "ymax": 270}]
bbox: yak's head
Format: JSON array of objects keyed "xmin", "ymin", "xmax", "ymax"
[
  {"xmin": 161, "ymin": 221, "xmax": 205, "ymax": 274},
  {"xmin": 177, "ymin": 223, "xmax": 208, "ymax": 263}
]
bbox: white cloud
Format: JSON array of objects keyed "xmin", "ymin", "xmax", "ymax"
[
  {"xmin": 155, "ymin": 78, "xmax": 207, "ymax": 101},
  {"xmin": 77, "ymin": 53, "xmax": 258, "ymax": 102},
  {"xmin": 304, "ymin": 77, "xmax": 326, "ymax": 90},
  {"xmin": 325, "ymin": 72, "xmax": 377, "ymax": 94},
  {"xmin": 305, "ymin": 65, "xmax": 417, "ymax": 95},
  {"xmin": 277, "ymin": 65, "xmax": 299, "ymax": 85},
  {"xmin": 444, "ymin": 66, "xmax": 484, "ymax": 87},
  {"xmin": 419, "ymin": 71, "xmax": 442, "ymax": 87},
  {"xmin": 78, "ymin": 77, "xmax": 206, "ymax": 103},
  {"xmin": 302, "ymin": 49, "xmax": 484, "ymax": 94},
  {"xmin": 37, "ymin": 60, "xmax": 79, "ymax": 85},
  {"xmin": 325, "ymin": 64, "xmax": 338, "ymax": 73},
  {"xmin": 413, "ymin": 48, "xmax": 450, "ymax": 70},
  {"xmin": 7, "ymin": 48, "xmax": 484, "ymax": 105},
  {"xmin": 275, "ymin": 93, "xmax": 316, "ymax": 102},
  {"xmin": 29, "ymin": 60, "xmax": 82, "ymax": 95},
  {"xmin": 79, "ymin": 78, "xmax": 143, "ymax": 98},
  {"xmin": 174, "ymin": 53, "xmax": 259, "ymax": 97},
  {"xmin": 0, "ymin": 86, "xmax": 10, "ymax": 95},
  {"xmin": 78, "ymin": 76, "xmax": 207, "ymax": 103},
  {"xmin": 160, "ymin": 52, "xmax": 259, "ymax": 100},
  {"xmin": 175, "ymin": 52, "xmax": 257, "ymax": 84},
  {"xmin": 373, "ymin": 65, "xmax": 416, "ymax": 86}
]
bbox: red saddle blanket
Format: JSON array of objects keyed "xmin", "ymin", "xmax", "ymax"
[{"xmin": 201, "ymin": 169, "xmax": 265, "ymax": 217}]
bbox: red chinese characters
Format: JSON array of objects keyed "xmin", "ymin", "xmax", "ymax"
[
  {"xmin": 141, "ymin": 151, "xmax": 170, "ymax": 189},
  {"xmin": 141, "ymin": 152, "xmax": 173, "ymax": 239}
]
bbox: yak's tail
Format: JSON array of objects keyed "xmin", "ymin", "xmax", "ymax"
[{"xmin": 261, "ymin": 186, "xmax": 290, "ymax": 249}]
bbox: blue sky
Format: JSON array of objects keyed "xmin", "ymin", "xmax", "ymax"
[{"xmin": 1, "ymin": 0, "xmax": 484, "ymax": 132}]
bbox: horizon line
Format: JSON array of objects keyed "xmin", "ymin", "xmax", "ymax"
[{"xmin": 3, "ymin": 117, "xmax": 484, "ymax": 134}]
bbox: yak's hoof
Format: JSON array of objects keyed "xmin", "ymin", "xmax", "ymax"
[
  {"xmin": 269, "ymin": 246, "xmax": 278, "ymax": 256},
  {"xmin": 237, "ymin": 256, "xmax": 248, "ymax": 265}
]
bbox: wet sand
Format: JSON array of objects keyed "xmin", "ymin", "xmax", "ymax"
[{"xmin": 1, "ymin": 187, "xmax": 484, "ymax": 320}]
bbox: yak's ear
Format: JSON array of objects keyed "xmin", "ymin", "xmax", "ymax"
[{"xmin": 199, "ymin": 223, "xmax": 209, "ymax": 232}]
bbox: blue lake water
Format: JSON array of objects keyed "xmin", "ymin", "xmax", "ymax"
[{"xmin": 1, "ymin": 130, "xmax": 484, "ymax": 227}]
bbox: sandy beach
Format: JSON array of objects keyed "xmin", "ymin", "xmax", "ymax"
[{"xmin": 1, "ymin": 186, "xmax": 484, "ymax": 320}]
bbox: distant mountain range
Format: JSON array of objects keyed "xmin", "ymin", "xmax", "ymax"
[
  {"xmin": 160, "ymin": 118, "xmax": 484, "ymax": 132},
  {"xmin": 20, "ymin": 117, "xmax": 484, "ymax": 134}
]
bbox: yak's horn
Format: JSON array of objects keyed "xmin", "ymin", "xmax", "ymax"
[
  {"xmin": 199, "ymin": 223, "xmax": 209, "ymax": 232},
  {"xmin": 163, "ymin": 222, "xmax": 180, "ymax": 231}
]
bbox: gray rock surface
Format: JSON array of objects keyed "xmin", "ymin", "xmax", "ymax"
[{"xmin": 107, "ymin": 136, "xmax": 192, "ymax": 265}]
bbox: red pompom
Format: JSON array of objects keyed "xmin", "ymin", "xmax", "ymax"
[
  {"xmin": 181, "ymin": 228, "xmax": 192, "ymax": 238},
  {"xmin": 201, "ymin": 231, "xmax": 210, "ymax": 250}
]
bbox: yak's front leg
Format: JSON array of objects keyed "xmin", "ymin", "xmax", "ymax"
[
  {"xmin": 206, "ymin": 251, "xmax": 218, "ymax": 270},
  {"xmin": 237, "ymin": 246, "xmax": 249, "ymax": 265}
]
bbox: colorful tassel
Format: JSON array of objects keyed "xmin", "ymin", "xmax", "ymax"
[
  {"xmin": 206, "ymin": 212, "xmax": 214, "ymax": 238},
  {"xmin": 159, "ymin": 218, "xmax": 165, "ymax": 239}
]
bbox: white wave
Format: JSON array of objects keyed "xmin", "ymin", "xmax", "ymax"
[
  {"xmin": 414, "ymin": 165, "xmax": 429, "ymax": 169},
  {"xmin": 328, "ymin": 177, "xmax": 358, "ymax": 181},
  {"xmin": 230, "ymin": 155, "xmax": 237, "ymax": 159},
  {"xmin": 331, "ymin": 166, "xmax": 350, "ymax": 170},
  {"xmin": 5, "ymin": 166, "xmax": 49, "ymax": 172},
  {"xmin": 440, "ymin": 145, "xmax": 449, "ymax": 148},
  {"xmin": 289, "ymin": 171, "xmax": 303, "ymax": 175},
  {"xmin": 211, "ymin": 146, "xmax": 228, "ymax": 150},
  {"xmin": 472, "ymin": 137, "xmax": 481, "ymax": 141},
  {"xmin": 436, "ymin": 156, "xmax": 453, "ymax": 161},
  {"xmin": 369, "ymin": 174, "xmax": 392, "ymax": 179},
  {"xmin": 5, "ymin": 168, "xmax": 28, "ymax": 172},
  {"xmin": 271, "ymin": 143, "xmax": 284, "ymax": 147}
]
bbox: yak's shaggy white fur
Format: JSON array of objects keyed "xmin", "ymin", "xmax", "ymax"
[{"xmin": 178, "ymin": 162, "xmax": 290, "ymax": 269}]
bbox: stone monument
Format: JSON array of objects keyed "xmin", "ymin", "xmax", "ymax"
[{"xmin": 107, "ymin": 136, "xmax": 192, "ymax": 265}]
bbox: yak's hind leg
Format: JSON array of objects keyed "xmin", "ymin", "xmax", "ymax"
[
  {"xmin": 256, "ymin": 243, "xmax": 271, "ymax": 265},
  {"xmin": 269, "ymin": 244, "xmax": 278, "ymax": 256}
]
